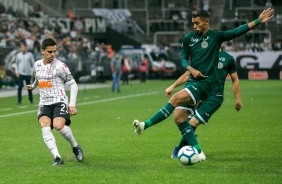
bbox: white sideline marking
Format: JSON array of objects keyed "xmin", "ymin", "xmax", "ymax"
[
  {"xmin": 0, "ymin": 108, "xmax": 12, "ymax": 111},
  {"xmin": 0, "ymin": 91, "xmax": 160, "ymax": 118}
]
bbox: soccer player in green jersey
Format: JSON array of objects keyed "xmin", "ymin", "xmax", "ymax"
[
  {"xmin": 133, "ymin": 8, "xmax": 273, "ymax": 158},
  {"xmin": 167, "ymin": 49, "xmax": 242, "ymax": 160}
]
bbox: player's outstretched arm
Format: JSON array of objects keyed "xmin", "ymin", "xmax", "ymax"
[{"xmin": 248, "ymin": 8, "xmax": 274, "ymax": 29}]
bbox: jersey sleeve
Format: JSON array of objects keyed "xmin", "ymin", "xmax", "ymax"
[
  {"xmin": 220, "ymin": 24, "xmax": 250, "ymax": 42},
  {"xmin": 59, "ymin": 62, "xmax": 75, "ymax": 83},
  {"xmin": 180, "ymin": 34, "xmax": 191, "ymax": 69}
]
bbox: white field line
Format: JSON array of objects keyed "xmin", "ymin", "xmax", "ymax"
[{"xmin": 0, "ymin": 91, "xmax": 160, "ymax": 118}]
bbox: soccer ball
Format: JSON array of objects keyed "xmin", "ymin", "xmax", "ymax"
[{"xmin": 177, "ymin": 145, "xmax": 199, "ymax": 166}]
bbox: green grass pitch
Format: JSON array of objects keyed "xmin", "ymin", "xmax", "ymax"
[{"xmin": 0, "ymin": 80, "xmax": 281, "ymax": 184}]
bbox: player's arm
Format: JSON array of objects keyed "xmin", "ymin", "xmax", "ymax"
[
  {"xmin": 230, "ymin": 72, "xmax": 242, "ymax": 111},
  {"xmin": 27, "ymin": 76, "xmax": 38, "ymax": 90},
  {"xmin": 165, "ymin": 71, "xmax": 190, "ymax": 97},
  {"xmin": 180, "ymin": 36, "xmax": 190, "ymax": 70},
  {"xmin": 61, "ymin": 63, "xmax": 78, "ymax": 115},
  {"xmin": 247, "ymin": 8, "xmax": 274, "ymax": 29},
  {"xmin": 66, "ymin": 79, "xmax": 78, "ymax": 116},
  {"xmin": 222, "ymin": 8, "xmax": 274, "ymax": 41},
  {"xmin": 180, "ymin": 35, "xmax": 204, "ymax": 78}
]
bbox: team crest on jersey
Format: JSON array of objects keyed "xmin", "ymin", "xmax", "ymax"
[
  {"xmin": 201, "ymin": 40, "xmax": 208, "ymax": 48},
  {"xmin": 46, "ymin": 68, "xmax": 53, "ymax": 75},
  {"xmin": 201, "ymin": 36, "xmax": 209, "ymax": 48},
  {"xmin": 218, "ymin": 62, "xmax": 223, "ymax": 69}
]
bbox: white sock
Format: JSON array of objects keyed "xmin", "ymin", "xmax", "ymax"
[
  {"xmin": 42, "ymin": 127, "xmax": 61, "ymax": 159},
  {"xmin": 58, "ymin": 126, "xmax": 78, "ymax": 148}
]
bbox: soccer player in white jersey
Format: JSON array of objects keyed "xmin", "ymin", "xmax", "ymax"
[{"xmin": 27, "ymin": 38, "xmax": 84, "ymax": 165}]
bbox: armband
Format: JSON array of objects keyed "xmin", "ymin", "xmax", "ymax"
[{"xmin": 254, "ymin": 19, "xmax": 261, "ymax": 26}]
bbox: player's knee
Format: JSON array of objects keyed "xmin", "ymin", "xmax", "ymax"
[
  {"xmin": 189, "ymin": 117, "xmax": 200, "ymax": 127},
  {"xmin": 173, "ymin": 114, "xmax": 187, "ymax": 124},
  {"xmin": 53, "ymin": 125, "xmax": 63, "ymax": 131},
  {"xmin": 53, "ymin": 123, "xmax": 64, "ymax": 131},
  {"xmin": 169, "ymin": 96, "xmax": 181, "ymax": 107}
]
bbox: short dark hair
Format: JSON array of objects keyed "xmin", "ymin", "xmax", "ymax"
[
  {"xmin": 41, "ymin": 38, "xmax": 57, "ymax": 50},
  {"xmin": 192, "ymin": 10, "xmax": 210, "ymax": 20}
]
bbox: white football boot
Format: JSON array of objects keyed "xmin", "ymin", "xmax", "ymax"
[
  {"xmin": 132, "ymin": 120, "xmax": 145, "ymax": 135},
  {"xmin": 198, "ymin": 151, "xmax": 206, "ymax": 162}
]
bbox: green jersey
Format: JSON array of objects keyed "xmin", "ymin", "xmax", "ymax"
[
  {"xmin": 180, "ymin": 24, "xmax": 249, "ymax": 85},
  {"xmin": 213, "ymin": 50, "xmax": 237, "ymax": 96}
]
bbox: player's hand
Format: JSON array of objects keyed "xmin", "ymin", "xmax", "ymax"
[
  {"xmin": 26, "ymin": 84, "xmax": 33, "ymax": 90},
  {"xmin": 165, "ymin": 86, "xmax": 174, "ymax": 97},
  {"xmin": 69, "ymin": 106, "xmax": 78, "ymax": 116},
  {"xmin": 259, "ymin": 8, "xmax": 274, "ymax": 23},
  {"xmin": 190, "ymin": 68, "xmax": 205, "ymax": 79},
  {"xmin": 234, "ymin": 100, "xmax": 243, "ymax": 111}
]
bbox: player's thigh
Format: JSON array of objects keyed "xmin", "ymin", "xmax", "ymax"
[
  {"xmin": 169, "ymin": 89, "xmax": 192, "ymax": 106},
  {"xmin": 53, "ymin": 117, "xmax": 66, "ymax": 130},
  {"xmin": 38, "ymin": 115, "xmax": 52, "ymax": 128},
  {"xmin": 37, "ymin": 105, "xmax": 53, "ymax": 127},
  {"xmin": 174, "ymin": 105, "xmax": 194, "ymax": 124},
  {"xmin": 184, "ymin": 81, "xmax": 213, "ymax": 105},
  {"xmin": 195, "ymin": 96, "xmax": 223, "ymax": 125},
  {"xmin": 53, "ymin": 102, "xmax": 71, "ymax": 130}
]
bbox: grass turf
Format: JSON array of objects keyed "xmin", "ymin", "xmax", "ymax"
[{"xmin": 0, "ymin": 80, "xmax": 281, "ymax": 184}]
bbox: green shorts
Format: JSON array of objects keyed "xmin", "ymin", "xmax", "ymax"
[
  {"xmin": 175, "ymin": 105, "xmax": 195, "ymax": 116},
  {"xmin": 184, "ymin": 80, "xmax": 213, "ymax": 106},
  {"xmin": 194, "ymin": 95, "xmax": 223, "ymax": 124}
]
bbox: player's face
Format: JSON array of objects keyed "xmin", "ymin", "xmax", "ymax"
[
  {"xmin": 192, "ymin": 17, "xmax": 209, "ymax": 35},
  {"xmin": 41, "ymin": 45, "xmax": 57, "ymax": 64}
]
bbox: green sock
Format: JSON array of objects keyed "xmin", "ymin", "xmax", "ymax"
[
  {"xmin": 176, "ymin": 124, "xmax": 197, "ymax": 150},
  {"xmin": 144, "ymin": 103, "xmax": 175, "ymax": 129},
  {"xmin": 176, "ymin": 137, "xmax": 187, "ymax": 150},
  {"xmin": 177, "ymin": 120, "xmax": 201, "ymax": 153}
]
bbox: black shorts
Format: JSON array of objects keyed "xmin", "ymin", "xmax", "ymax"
[{"xmin": 37, "ymin": 102, "xmax": 71, "ymax": 127}]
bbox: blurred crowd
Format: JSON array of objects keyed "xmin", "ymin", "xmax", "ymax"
[{"xmin": 0, "ymin": 2, "xmax": 115, "ymax": 89}]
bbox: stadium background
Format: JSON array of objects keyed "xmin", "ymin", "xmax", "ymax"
[
  {"xmin": 0, "ymin": 1, "xmax": 281, "ymax": 183},
  {"xmin": 0, "ymin": 0, "xmax": 281, "ymax": 89}
]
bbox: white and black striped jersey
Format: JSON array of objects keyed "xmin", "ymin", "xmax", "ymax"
[{"xmin": 33, "ymin": 58, "xmax": 75, "ymax": 106}]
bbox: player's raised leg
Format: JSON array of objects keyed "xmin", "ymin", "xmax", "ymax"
[{"xmin": 133, "ymin": 89, "xmax": 192, "ymax": 135}]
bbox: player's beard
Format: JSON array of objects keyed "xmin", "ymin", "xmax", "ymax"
[
  {"xmin": 48, "ymin": 57, "xmax": 54, "ymax": 63},
  {"xmin": 195, "ymin": 29, "xmax": 202, "ymax": 35}
]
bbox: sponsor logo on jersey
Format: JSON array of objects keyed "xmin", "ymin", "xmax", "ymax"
[
  {"xmin": 191, "ymin": 37, "xmax": 199, "ymax": 42},
  {"xmin": 219, "ymin": 57, "xmax": 226, "ymax": 61},
  {"xmin": 38, "ymin": 80, "xmax": 52, "ymax": 88}
]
